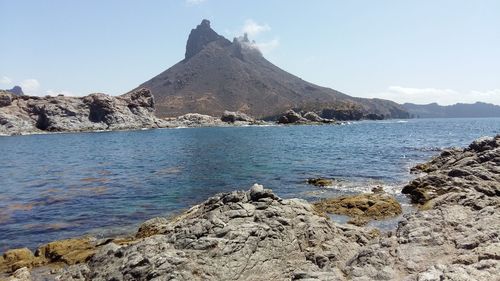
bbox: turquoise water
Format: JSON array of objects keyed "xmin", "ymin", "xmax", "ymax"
[{"xmin": 0, "ymin": 118, "xmax": 499, "ymax": 251}]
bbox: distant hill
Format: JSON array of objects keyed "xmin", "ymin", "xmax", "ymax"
[
  {"xmin": 403, "ymin": 102, "xmax": 500, "ymax": 118},
  {"xmin": 130, "ymin": 20, "xmax": 409, "ymax": 120},
  {"xmin": 5, "ymin": 86, "xmax": 24, "ymax": 96}
]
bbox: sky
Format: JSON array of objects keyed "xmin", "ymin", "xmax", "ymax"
[{"xmin": 1, "ymin": 0, "xmax": 499, "ymax": 105}]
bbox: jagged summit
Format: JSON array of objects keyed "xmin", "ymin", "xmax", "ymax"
[
  {"xmin": 132, "ymin": 20, "xmax": 409, "ymax": 119},
  {"xmin": 6, "ymin": 86, "xmax": 24, "ymax": 96},
  {"xmin": 185, "ymin": 19, "xmax": 230, "ymax": 60}
]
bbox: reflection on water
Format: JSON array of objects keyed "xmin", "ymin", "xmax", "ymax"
[{"xmin": 0, "ymin": 118, "xmax": 499, "ymax": 251}]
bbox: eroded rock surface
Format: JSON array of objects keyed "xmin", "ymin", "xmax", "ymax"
[
  {"xmin": 313, "ymin": 193, "xmax": 402, "ymax": 226},
  {"xmin": 0, "ymin": 89, "xmax": 167, "ymax": 136},
  {"xmin": 220, "ymin": 110, "xmax": 255, "ymax": 123},
  {"xmin": 346, "ymin": 135, "xmax": 500, "ymax": 280},
  {"xmin": 56, "ymin": 184, "xmax": 374, "ymax": 280},
  {"xmin": 403, "ymin": 135, "xmax": 499, "ymax": 204}
]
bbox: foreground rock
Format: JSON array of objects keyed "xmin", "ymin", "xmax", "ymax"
[
  {"xmin": 0, "ymin": 89, "xmax": 167, "ymax": 136},
  {"xmin": 0, "ymin": 237, "xmax": 96, "ymax": 275},
  {"xmin": 313, "ymin": 192, "xmax": 402, "ymax": 226},
  {"xmin": 403, "ymin": 135, "xmax": 500, "ymax": 204},
  {"xmin": 346, "ymin": 135, "xmax": 500, "ymax": 280},
  {"xmin": 56, "ymin": 184, "xmax": 374, "ymax": 280}
]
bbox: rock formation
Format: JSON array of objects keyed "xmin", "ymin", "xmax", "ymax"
[
  {"xmin": 277, "ymin": 109, "xmax": 339, "ymax": 124},
  {"xmin": 313, "ymin": 192, "xmax": 402, "ymax": 226},
  {"xmin": 131, "ymin": 19, "xmax": 409, "ymax": 120},
  {"xmin": 346, "ymin": 135, "xmax": 500, "ymax": 280},
  {"xmin": 55, "ymin": 184, "xmax": 376, "ymax": 280},
  {"xmin": 0, "ymin": 88, "xmax": 168, "ymax": 135},
  {"xmin": 6, "ymin": 86, "xmax": 24, "ymax": 96},
  {"xmin": 220, "ymin": 110, "xmax": 255, "ymax": 123}
]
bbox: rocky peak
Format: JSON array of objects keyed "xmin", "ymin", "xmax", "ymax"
[
  {"xmin": 6, "ymin": 86, "xmax": 24, "ymax": 96},
  {"xmin": 184, "ymin": 19, "xmax": 227, "ymax": 60}
]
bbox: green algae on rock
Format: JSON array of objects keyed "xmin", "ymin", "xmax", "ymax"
[{"xmin": 313, "ymin": 192, "xmax": 402, "ymax": 226}]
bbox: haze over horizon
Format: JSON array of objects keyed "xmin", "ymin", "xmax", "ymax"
[{"xmin": 1, "ymin": 0, "xmax": 499, "ymax": 106}]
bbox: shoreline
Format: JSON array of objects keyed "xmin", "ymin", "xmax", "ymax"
[{"xmin": 1, "ymin": 135, "xmax": 498, "ymax": 280}]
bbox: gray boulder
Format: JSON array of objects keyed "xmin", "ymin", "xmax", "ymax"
[
  {"xmin": 221, "ymin": 110, "xmax": 255, "ymax": 123},
  {"xmin": 278, "ymin": 109, "xmax": 308, "ymax": 124},
  {"xmin": 303, "ymin": 112, "xmax": 324, "ymax": 122}
]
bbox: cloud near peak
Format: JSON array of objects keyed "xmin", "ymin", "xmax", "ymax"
[{"xmin": 242, "ymin": 19, "xmax": 271, "ymax": 37}]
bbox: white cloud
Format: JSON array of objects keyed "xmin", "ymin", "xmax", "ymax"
[
  {"xmin": 185, "ymin": 0, "xmax": 206, "ymax": 6},
  {"xmin": 1, "ymin": 76, "xmax": 12, "ymax": 85},
  {"xmin": 45, "ymin": 89, "xmax": 76, "ymax": 96},
  {"xmin": 20, "ymin": 79, "xmax": 40, "ymax": 95},
  {"xmin": 254, "ymin": 38, "xmax": 280, "ymax": 54},
  {"xmin": 242, "ymin": 19, "xmax": 271, "ymax": 37},
  {"xmin": 370, "ymin": 86, "xmax": 500, "ymax": 105},
  {"xmin": 237, "ymin": 19, "xmax": 278, "ymax": 54}
]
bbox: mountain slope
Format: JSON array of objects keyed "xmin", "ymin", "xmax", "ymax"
[
  {"xmin": 403, "ymin": 102, "xmax": 500, "ymax": 118},
  {"xmin": 133, "ymin": 20, "xmax": 409, "ymax": 120}
]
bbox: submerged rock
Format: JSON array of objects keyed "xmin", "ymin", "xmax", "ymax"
[
  {"xmin": 307, "ymin": 178, "xmax": 334, "ymax": 187},
  {"xmin": 313, "ymin": 192, "xmax": 402, "ymax": 226}
]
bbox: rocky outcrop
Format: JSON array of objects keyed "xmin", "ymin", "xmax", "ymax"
[
  {"xmin": 277, "ymin": 109, "xmax": 336, "ymax": 124},
  {"xmin": 278, "ymin": 109, "xmax": 309, "ymax": 124},
  {"xmin": 345, "ymin": 135, "xmax": 500, "ymax": 280},
  {"xmin": 220, "ymin": 110, "xmax": 255, "ymax": 123},
  {"xmin": 6, "ymin": 86, "xmax": 24, "ymax": 96},
  {"xmin": 0, "ymin": 237, "xmax": 97, "ymax": 276},
  {"xmin": 0, "ymin": 89, "xmax": 167, "ymax": 136},
  {"xmin": 402, "ymin": 135, "xmax": 500, "ymax": 204},
  {"xmin": 55, "ymin": 184, "xmax": 375, "ymax": 280},
  {"xmin": 313, "ymin": 192, "xmax": 402, "ymax": 226},
  {"xmin": 184, "ymin": 19, "xmax": 230, "ymax": 60}
]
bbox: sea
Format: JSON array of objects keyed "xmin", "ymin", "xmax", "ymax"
[{"xmin": 0, "ymin": 118, "xmax": 499, "ymax": 251}]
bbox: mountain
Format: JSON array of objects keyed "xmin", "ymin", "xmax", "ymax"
[
  {"xmin": 5, "ymin": 86, "xmax": 24, "ymax": 96},
  {"xmin": 131, "ymin": 20, "xmax": 408, "ymax": 120},
  {"xmin": 403, "ymin": 102, "xmax": 500, "ymax": 118}
]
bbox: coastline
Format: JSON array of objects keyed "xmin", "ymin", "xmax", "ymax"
[{"xmin": 1, "ymin": 135, "xmax": 498, "ymax": 280}]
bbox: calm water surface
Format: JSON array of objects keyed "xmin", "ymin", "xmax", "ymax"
[{"xmin": 0, "ymin": 118, "xmax": 499, "ymax": 251}]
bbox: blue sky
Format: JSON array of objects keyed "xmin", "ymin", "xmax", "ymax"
[{"xmin": 1, "ymin": 0, "xmax": 499, "ymax": 105}]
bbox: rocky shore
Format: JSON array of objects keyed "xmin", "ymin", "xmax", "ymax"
[
  {"xmin": 1, "ymin": 89, "xmax": 348, "ymax": 137},
  {"xmin": 1, "ymin": 135, "xmax": 498, "ymax": 280},
  {"xmin": 0, "ymin": 90, "xmax": 270, "ymax": 136}
]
